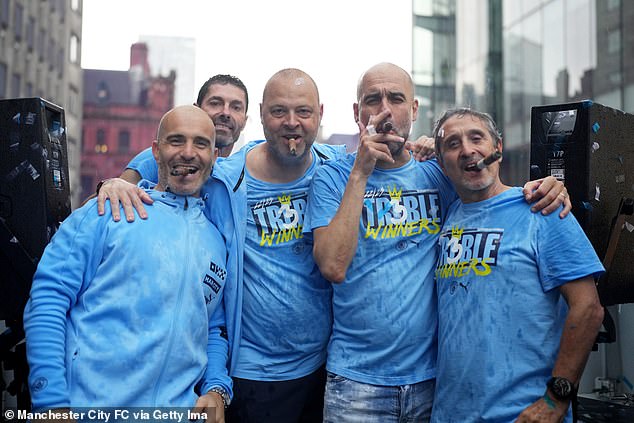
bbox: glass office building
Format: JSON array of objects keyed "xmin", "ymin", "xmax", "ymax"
[{"xmin": 412, "ymin": 0, "xmax": 633, "ymax": 184}]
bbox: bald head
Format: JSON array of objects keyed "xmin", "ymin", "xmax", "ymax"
[
  {"xmin": 263, "ymin": 68, "xmax": 320, "ymax": 104},
  {"xmin": 157, "ymin": 105, "xmax": 214, "ymax": 142},
  {"xmin": 356, "ymin": 62, "xmax": 414, "ymax": 101}
]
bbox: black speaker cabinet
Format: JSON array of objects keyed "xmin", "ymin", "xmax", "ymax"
[
  {"xmin": 0, "ymin": 98, "xmax": 71, "ymax": 320},
  {"xmin": 530, "ymin": 101, "xmax": 634, "ymax": 306}
]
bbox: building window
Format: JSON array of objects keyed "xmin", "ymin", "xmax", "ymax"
[
  {"xmin": 58, "ymin": 48, "xmax": 64, "ymax": 76},
  {"xmin": 11, "ymin": 73, "xmax": 21, "ymax": 97},
  {"xmin": 25, "ymin": 82, "xmax": 33, "ymax": 96},
  {"xmin": 0, "ymin": 0, "xmax": 9, "ymax": 28},
  {"xmin": 70, "ymin": 33, "xmax": 80, "ymax": 64},
  {"xmin": 118, "ymin": 130, "xmax": 130, "ymax": 154},
  {"xmin": 26, "ymin": 16, "xmax": 35, "ymax": 50},
  {"xmin": 48, "ymin": 38, "xmax": 56, "ymax": 70},
  {"xmin": 97, "ymin": 81, "xmax": 109, "ymax": 103},
  {"xmin": 608, "ymin": 0, "xmax": 620, "ymax": 11},
  {"xmin": 0, "ymin": 63, "xmax": 6, "ymax": 97},
  {"xmin": 608, "ymin": 29, "xmax": 621, "ymax": 54},
  {"xmin": 13, "ymin": 3, "xmax": 23, "ymax": 40},
  {"xmin": 38, "ymin": 29, "xmax": 45, "ymax": 61},
  {"xmin": 96, "ymin": 129, "xmax": 108, "ymax": 153},
  {"xmin": 59, "ymin": 0, "xmax": 65, "ymax": 21},
  {"xmin": 71, "ymin": 0, "xmax": 80, "ymax": 11}
]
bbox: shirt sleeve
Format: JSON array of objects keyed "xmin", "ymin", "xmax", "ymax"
[
  {"xmin": 127, "ymin": 147, "xmax": 159, "ymax": 183},
  {"xmin": 535, "ymin": 211, "xmax": 605, "ymax": 292},
  {"xmin": 304, "ymin": 164, "xmax": 345, "ymax": 232},
  {"xmin": 198, "ymin": 297, "xmax": 232, "ymax": 400},
  {"xmin": 23, "ymin": 201, "xmax": 108, "ymax": 411}
]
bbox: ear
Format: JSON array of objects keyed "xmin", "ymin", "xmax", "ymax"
[
  {"xmin": 497, "ymin": 138, "xmax": 503, "ymax": 163},
  {"xmin": 260, "ymin": 103, "xmax": 264, "ymax": 125},
  {"xmin": 152, "ymin": 140, "xmax": 160, "ymax": 162},
  {"xmin": 353, "ymin": 102, "xmax": 360, "ymax": 124},
  {"xmin": 411, "ymin": 98, "xmax": 419, "ymax": 122}
]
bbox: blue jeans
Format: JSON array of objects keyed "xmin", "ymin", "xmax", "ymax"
[{"xmin": 323, "ymin": 372, "xmax": 435, "ymax": 423}]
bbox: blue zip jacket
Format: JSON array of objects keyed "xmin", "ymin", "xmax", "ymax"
[
  {"xmin": 24, "ymin": 186, "xmax": 232, "ymax": 410},
  {"xmin": 127, "ymin": 141, "xmax": 346, "ymax": 378}
]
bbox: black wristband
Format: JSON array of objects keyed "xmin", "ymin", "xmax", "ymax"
[{"xmin": 95, "ymin": 179, "xmax": 110, "ymax": 195}]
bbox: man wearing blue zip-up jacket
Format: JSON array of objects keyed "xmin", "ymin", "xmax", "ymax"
[
  {"xmin": 23, "ymin": 106, "xmax": 232, "ymax": 422},
  {"xmin": 98, "ymin": 69, "xmax": 347, "ymax": 422}
]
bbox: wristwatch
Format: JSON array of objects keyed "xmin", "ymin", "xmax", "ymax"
[
  {"xmin": 546, "ymin": 376, "xmax": 577, "ymax": 401},
  {"xmin": 209, "ymin": 386, "xmax": 231, "ymax": 408}
]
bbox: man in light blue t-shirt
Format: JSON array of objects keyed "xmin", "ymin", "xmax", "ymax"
[
  {"xmin": 431, "ymin": 107, "xmax": 605, "ymax": 423},
  {"xmin": 304, "ymin": 63, "xmax": 572, "ymax": 423}
]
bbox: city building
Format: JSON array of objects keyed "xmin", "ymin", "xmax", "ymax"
[
  {"xmin": 80, "ymin": 42, "xmax": 175, "ymax": 201},
  {"xmin": 0, "ymin": 0, "xmax": 83, "ymax": 206},
  {"xmin": 412, "ymin": 0, "xmax": 634, "ymax": 183},
  {"xmin": 140, "ymin": 35, "xmax": 195, "ymax": 107}
]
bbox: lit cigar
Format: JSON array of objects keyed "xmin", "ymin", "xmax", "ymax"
[
  {"xmin": 474, "ymin": 151, "xmax": 502, "ymax": 170},
  {"xmin": 170, "ymin": 167, "xmax": 197, "ymax": 176},
  {"xmin": 289, "ymin": 138, "xmax": 298, "ymax": 156},
  {"xmin": 379, "ymin": 122, "xmax": 393, "ymax": 133}
]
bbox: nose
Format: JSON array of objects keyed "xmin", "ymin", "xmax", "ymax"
[
  {"xmin": 380, "ymin": 97, "xmax": 391, "ymax": 113},
  {"xmin": 220, "ymin": 104, "xmax": 232, "ymax": 117},
  {"xmin": 180, "ymin": 141, "xmax": 196, "ymax": 160},
  {"xmin": 284, "ymin": 111, "xmax": 300, "ymax": 129},
  {"xmin": 460, "ymin": 138, "xmax": 478, "ymax": 158}
]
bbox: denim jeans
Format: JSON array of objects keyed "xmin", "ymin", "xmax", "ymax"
[{"xmin": 323, "ymin": 372, "xmax": 435, "ymax": 423}]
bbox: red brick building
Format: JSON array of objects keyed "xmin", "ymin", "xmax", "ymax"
[{"xmin": 80, "ymin": 42, "xmax": 175, "ymax": 201}]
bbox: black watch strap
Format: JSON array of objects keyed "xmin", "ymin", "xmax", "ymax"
[{"xmin": 547, "ymin": 376, "xmax": 577, "ymax": 401}]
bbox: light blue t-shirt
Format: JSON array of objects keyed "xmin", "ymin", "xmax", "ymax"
[
  {"xmin": 305, "ymin": 155, "xmax": 457, "ymax": 385},
  {"xmin": 432, "ymin": 187, "xmax": 605, "ymax": 423},
  {"xmin": 233, "ymin": 149, "xmax": 333, "ymax": 380}
]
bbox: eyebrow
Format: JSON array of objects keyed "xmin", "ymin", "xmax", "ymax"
[
  {"xmin": 165, "ymin": 134, "xmax": 185, "ymax": 141},
  {"xmin": 362, "ymin": 90, "xmax": 407, "ymax": 102},
  {"xmin": 442, "ymin": 128, "xmax": 487, "ymax": 141},
  {"xmin": 194, "ymin": 136, "xmax": 212, "ymax": 144},
  {"xmin": 467, "ymin": 128, "xmax": 486, "ymax": 137}
]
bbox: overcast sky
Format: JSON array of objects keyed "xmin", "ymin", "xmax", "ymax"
[{"xmin": 81, "ymin": 0, "xmax": 413, "ymax": 141}]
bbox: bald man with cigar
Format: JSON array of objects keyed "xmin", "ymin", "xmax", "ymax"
[{"xmin": 24, "ymin": 105, "xmax": 232, "ymax": 422}]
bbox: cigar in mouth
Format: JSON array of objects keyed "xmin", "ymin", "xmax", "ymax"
[
  {"xmin": 379, "ymin": 122, "xmax": 393, "ymax": 133},
  {"xmin": 289, "ymin": 138, "xmax": 298, "ymax": 156},
  {"xmin": 473, "ymin": 151, "xmax": 503, "ymax": 170},
  {"xmin": 170, "ymin": 167, "xmax": 197, "ymax": 176}
]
